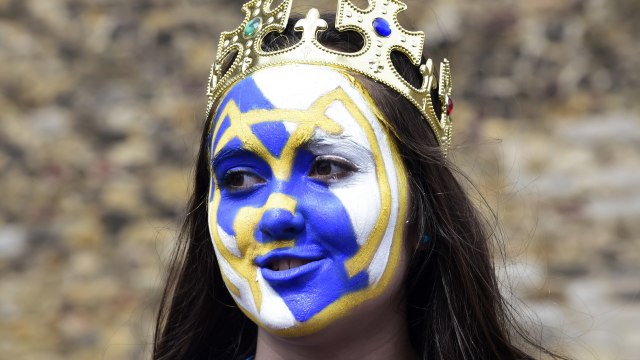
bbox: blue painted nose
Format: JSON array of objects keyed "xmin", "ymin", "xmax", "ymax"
[{"xmin": 259, "ymin": 208, "xmax": 305, "ymax": 241}]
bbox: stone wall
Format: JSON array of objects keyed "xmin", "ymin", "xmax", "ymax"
[{"xmin": 1, "ymin": 0, "xmax": 638, "ymax": 358}]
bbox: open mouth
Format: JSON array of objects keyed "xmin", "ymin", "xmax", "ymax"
[
  {"xmin": 266, "ymin": 258, "xmax": 313, "ymax": 271},
  {"xmin": 255, "ymin": 245, "xmax": 326, "ymax": 275}
]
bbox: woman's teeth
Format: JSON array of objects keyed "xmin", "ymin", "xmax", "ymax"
[{"xmin": 269, "ymin": 259, "xmax": 309, "ymax": 271}]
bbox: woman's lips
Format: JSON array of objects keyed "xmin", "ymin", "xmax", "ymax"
[{"xmin": 254, "ymin": 245, "xmax": 327, "ymax": 277}]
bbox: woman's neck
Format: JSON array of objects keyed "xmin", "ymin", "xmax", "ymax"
[{"xmin": 254, "ymin": 302, "xmax": 418, "ymax": 360}]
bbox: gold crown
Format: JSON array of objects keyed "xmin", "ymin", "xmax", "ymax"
[{"xmin": 206, "ymin": 0, "xmax": 453, "ymax": 152}]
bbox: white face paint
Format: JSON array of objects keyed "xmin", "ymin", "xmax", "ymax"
[{"xmin": 207, "ymin": 64, "xmax": 409, "ymax": 335}]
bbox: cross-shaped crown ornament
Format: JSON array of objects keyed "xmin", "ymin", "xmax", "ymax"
[{"xmin": 206, "ymin": 0, "xmax": 453, "ymax": 153}]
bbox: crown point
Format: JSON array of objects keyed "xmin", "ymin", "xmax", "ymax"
[{"xmin": 373, "ymin": 18, "xmax": 392, "ymax": 37}]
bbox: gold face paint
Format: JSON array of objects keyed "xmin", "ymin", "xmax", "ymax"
[
  {"xmin": 207, "ymin": 65, "xmax": 409, "ymax": 335},
  {"xmin": 211, "ymin": 98, "xmax": 343, "ymax": 181}
]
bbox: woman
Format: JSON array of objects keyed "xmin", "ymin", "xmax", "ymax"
[{"xmin": 154, "ymin": 1, "xmax": 567, "ymax": 359}]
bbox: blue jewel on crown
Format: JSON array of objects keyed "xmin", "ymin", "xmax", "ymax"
[{"xmin": 373, "ymin": 17, "xmax": 392, "ymax": 37}]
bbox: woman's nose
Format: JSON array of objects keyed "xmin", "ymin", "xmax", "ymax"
[{"xmin": 258, "ymin": 208, "xmax": 305, "ymax": 241}]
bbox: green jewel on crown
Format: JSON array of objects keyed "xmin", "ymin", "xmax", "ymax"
[
  {"xmin": 206, "ymin": 0, "xmax": 454, "ymax": 154},
  {"xmin": 243, "ymin": 17, "xmax": 262, "ymax": 38}
]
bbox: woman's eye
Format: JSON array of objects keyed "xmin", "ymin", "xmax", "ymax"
[
  {"xmin": 221, "ymin": 171, "xmax": 265, "ymax": 192},
  {"xmin": 308, "ymin": 156, "xmax": 357, "ymax": 182}
]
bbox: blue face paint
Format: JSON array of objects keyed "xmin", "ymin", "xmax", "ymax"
[
  {"xmin": 255, "ymin": 148, "xmax": 368, "ymax": 322},
  {"xmin": 251, "ymin": 122, "xmax": 289, "ymax": 158},
  {"xmin": 211, "ymin": 79, "xmax": 368, "ymax": 322},
  {"xmin": 207, "ymin": 65, "xmax": 408, "ymax": 335}
]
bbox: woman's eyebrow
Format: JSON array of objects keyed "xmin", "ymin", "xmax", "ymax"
[
  {"xmin": 306, "ymin": 136, "xmax": 371, "ymax": 156},
  {"xmin": 211, "ymin": 146, "xmax": 251, "ymax": 168},
  {"xmin": 211, "ymin": 135, "xmax": 372, "ymax": 167}
]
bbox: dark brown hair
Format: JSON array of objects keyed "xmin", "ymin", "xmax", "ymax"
[{"xmin": 153, "ymin": 14, "xmax": 567, "ymax": 360}]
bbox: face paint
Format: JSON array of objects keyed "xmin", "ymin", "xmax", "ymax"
[{"xmin": 207, "ymin": 64, "xmax": 408, "ymax": 335}]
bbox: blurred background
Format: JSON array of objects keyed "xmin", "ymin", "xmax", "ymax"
[{"xmin": 1, "ymin": 0, "xmax": 638, "ymax": 358}]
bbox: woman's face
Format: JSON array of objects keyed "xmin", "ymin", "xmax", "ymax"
[{"xmin": 207, "ymin": 64, "xmax": 409, "ymax": 335}]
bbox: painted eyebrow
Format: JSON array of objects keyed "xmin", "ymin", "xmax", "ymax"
[
  {"xmin": 211, "ymin": 135, "xmax": 372, "ymax": 168},
  {"xmin": 211, "ymin": 146, "xmax": 253, "ymax": 169},
  {"xmin": 305, "ymin": 136, "xmax": 374, "ymax": 171},
  {"xmin": 305, "ymin": 136, "xmax": 371, "ymax": 156}
]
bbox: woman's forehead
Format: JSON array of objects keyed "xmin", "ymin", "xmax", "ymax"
[
  {"xmin": 241, "ymin": 64, "xmax": 361, "ymax": 109},
  {"xmin": 213, "ymin": 64, "xmax": 383, "ymax": 149}
]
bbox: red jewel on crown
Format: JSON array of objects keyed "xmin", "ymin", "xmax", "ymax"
[{"xmin": 445, "ymin": 95, "xmax": 453, "ymax": 117}]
